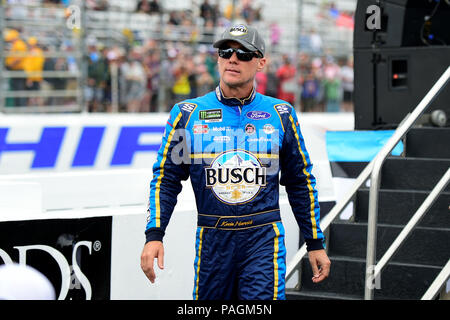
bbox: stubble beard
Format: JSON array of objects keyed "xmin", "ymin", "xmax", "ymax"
[{"xmin": 222, "ymin": 76, "xmax": 253, "ymax": 90}]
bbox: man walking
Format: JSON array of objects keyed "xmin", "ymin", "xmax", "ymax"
[{"xmin": 141, "ymin": 23, "xmax": 330, "ymax": 300}]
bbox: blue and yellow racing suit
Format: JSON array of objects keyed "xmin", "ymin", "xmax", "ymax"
[{"xmin": 145, "ymin": 86, "xmax": 325, "ymax": 300}]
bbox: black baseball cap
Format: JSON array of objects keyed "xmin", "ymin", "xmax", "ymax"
[{"xmin": 213, "ymin": 24, "xmax": 265, "ymax": 57}]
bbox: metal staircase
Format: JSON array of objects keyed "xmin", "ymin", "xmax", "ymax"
[{"xmin": 286, "ymin": 67, "xmax": 450, "ymax": 300}]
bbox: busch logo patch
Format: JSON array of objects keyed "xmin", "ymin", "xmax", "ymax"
[{"xmin": 205, "ymin": 150, "xmax": 266, "ymax": 204}]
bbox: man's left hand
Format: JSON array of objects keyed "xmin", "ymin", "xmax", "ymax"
[{"xmin": 308, "ymin": 249, "xmax": 331, "ymax": 283}]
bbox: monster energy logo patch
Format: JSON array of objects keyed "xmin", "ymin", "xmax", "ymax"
[{"xmin": 199, "ymin": 109, "xmax": 222, "ymax": 122}]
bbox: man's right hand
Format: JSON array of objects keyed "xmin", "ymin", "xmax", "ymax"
[{"xmin": 140, "ymin": 241, "xmax": 164, "ymax": 283}]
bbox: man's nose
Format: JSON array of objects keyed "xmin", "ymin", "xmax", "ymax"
[{"xmin": 228, "ymin": 51, "xmax": 239, "ymax": 63}]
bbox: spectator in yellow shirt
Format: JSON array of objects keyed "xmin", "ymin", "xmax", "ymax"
[
  {"xmin": 24, "ymin": 37, "xmax": 45, "ymax": 106},
  {"xmin": 4, "ymin": 29, "xmax": 28, "ymax": 106},
  {"xmin": 171, "ymin": 64, "xmax": 191, "ymax": 103},
  {"xmin": 4, "ymin": 29, "xmax": 27, "ymax": 71}
]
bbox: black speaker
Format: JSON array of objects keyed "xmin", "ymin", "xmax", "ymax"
[
  {"xmin": 353, "ymin": 0, "xmax": 450, "ymax": 129},
  {"xmin": 354, "ymin": 46, "xmax": 450, "ymax": 129},
  {"xmin": 354, "ymin": 0, "xmax": 407, "ymax": 49},
  {"xmin": 355, "ymin": 0, "xmax": 450, "ymax": 48}
]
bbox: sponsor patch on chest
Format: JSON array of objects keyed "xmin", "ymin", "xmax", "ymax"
[
  {"xmin": 246, "ymin": 111, "xmax": 271, "ymax": 120},
  {"xmin": 199, "ymin": 109, "xmax": 222, "ymax": 122},
  {"xmin": 205, "ymin": 150, "xmax": 266, "ymax": 204}
]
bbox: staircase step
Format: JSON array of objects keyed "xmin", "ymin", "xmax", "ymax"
[
  {"xmin": 330, "ymin": 161, "xmax": 368, "ymax": 179},
  {"xmin": 286, "ymin": 289, "xmax": 362, "ymax": 300},
  {"xmin": 373, "ymin": 262, "xmax": 443, "ymax": 300},
  {"xmin": 299, "ymin": 256, "xmax": 442, "ymax": 299},
  {"xmin": 299, "ymin": 256, "xmax": 365, "ymax": 297},
  {"xmin": 405, "ymin": 127, "xmax": 450, "ymax": 159},
  {"xmin": 381, "ymin": 157, "xmax": 450, "ymax": 191},
  {"xmin": 355, "ymin": 189, "xmax": 450, "ymax": 227},
  {"xmin": 309, "ymin": 128, "xmax": 450, "ymax": 300},
  {"xmin": 328, "ymin": 222, "xmax": 450, "ymax": 266}
]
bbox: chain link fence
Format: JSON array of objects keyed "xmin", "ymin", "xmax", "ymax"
[{"xmin": 0, "ymin": 0, "xmax": 355, "ymax": 114}]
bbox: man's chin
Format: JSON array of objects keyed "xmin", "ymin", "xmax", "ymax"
[{"xmin": 222, "ymin": 78, "xmax": 250, "ymax": 89}]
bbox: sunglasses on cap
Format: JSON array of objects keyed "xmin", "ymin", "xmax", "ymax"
[{"xmin": 218, "ymin": 47, "xmax": 262, "ymax": 61}]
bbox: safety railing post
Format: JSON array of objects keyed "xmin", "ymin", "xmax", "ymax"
[
  {"xmin": 364, "ymin": 154, "xmax": 384, "ymax": 300},
  {"xmin": 364, "ymin": 66, "xmax": 450, "ymax": 300},
  {"xmin": 374, "ymin": 168, "xmax": 450, "ymax": 282}
]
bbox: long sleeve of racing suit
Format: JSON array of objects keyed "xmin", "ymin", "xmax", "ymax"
[
  {"xmin": 145, "ymin": 105, "xmax": 190, "ymax": 243},
  {"xmin": 279, "ymin": 108, "xmax": 325, "ymax": 251}
]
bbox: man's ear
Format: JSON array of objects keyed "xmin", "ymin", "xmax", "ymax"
[{"xmin": 257, "ymin": 57, "xmax": 267, "ymax": 72}]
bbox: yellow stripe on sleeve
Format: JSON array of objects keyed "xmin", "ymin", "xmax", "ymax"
[
  {"xmin": 155, "ymin": 112, "xmax": 183, "ymax": 228},
  {"xmin": 288, "ymin": 114, "xmax": 318, "ymax": 239}
]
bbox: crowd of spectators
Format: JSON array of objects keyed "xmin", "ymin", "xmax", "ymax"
[
  {"xmin": 2, "ymin": 0, "xmax": 354, "ymax": 113},
  {"xmin": 255, "ymin": 52, "xmax": 354, "ymax": 113},
  {"xmin": 82, "ymin": 39, "xmax": 354, "ymax": 114}
]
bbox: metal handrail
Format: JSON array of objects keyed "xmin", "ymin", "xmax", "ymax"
[
  {"xmin": 422, "ymin": 259, "xmax": 450, "ymax": 300},
  {"xmin": 365, "ymin": 66, "xmax": 450, "ymax": 299},
  {"xmin": 5, "ymin": 19, "xmax": 68, "ymax": 28},
  {"xmin": 1, "ymin": 104, "xmax": 81, "ymax": 113},
  {"xmin": 374, "ymin": 168, "xmax": 450, "ymax": 277},
  {"xmin": 3, "ymin": 89, "xmax": 80, "ymax": 98},
  {"xmin": 286, "ymin": 159, "xmax": 375, "ymax": 281},
  {"xmin": 3, "ymin": 71, "xmax": 81, "ymax": 79},
  {"xmin": 2, "ymin": 52, "xmax": 83, "ymax": 58},
  {"xmin": 285, "ymin": 66, "xmax": 450, "ymax": 295},
  {"xmin": 373, "ymin": 168, "xmax": 450, "ymax": 293}
]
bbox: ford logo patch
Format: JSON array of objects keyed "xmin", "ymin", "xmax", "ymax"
[{"xmin": 246, "ymin": 111, "xmax": 271, "ymax": 120}]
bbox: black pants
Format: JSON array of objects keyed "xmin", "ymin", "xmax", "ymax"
[{"xmin": 10, "ymin": 78, "xmax": 27, "ymax": 107}]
